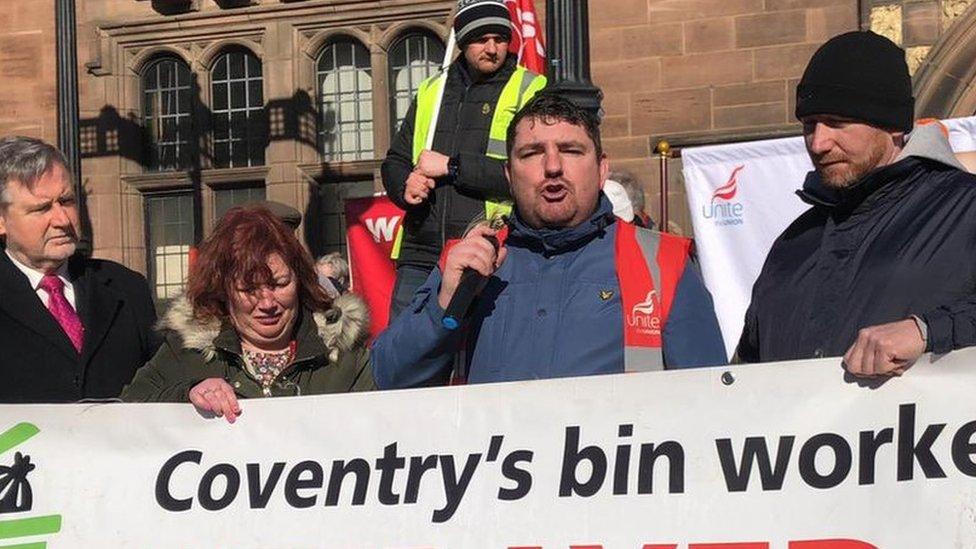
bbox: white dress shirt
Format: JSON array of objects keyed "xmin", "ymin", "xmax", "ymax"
[{"xmin": 5, "ymin": 250, "xmax": 77, "ymax": 310}]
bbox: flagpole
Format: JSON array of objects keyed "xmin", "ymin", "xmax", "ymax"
[{"xmin": 424, "ymin": 29, "xmax": 457, "ymax": 152}]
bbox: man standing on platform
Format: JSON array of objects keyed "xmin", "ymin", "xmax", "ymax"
[
  {"xmin": 382, "ymin": 0, "xmax": 546, "ymax": 319},
  {"xmin": 373, "ymin": 94, "xmax": 726, "ymax": 388},
  {"xmin": 736, "ymin": 31, "xmax": 976, "ymax": 376},
  {"xmin": 0, "ymin": 136, "xmax": 160, "ymax": 402}
]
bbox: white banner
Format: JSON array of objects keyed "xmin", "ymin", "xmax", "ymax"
[
  {"xmin": 3, "ymin": 350, "xmax": 976, "ymax": 547},
  {"xmin": 682, "ymin": 136, "xmax": 812, "ymax": 359},
  {"xmin": 682, "ymin": 116, "xmax": 976, "ymax": 359}
]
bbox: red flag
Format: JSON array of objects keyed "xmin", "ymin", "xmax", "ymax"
[
  {"xmin": 506, "ymin": 0, "xmax": 546, "ymax": 73},
  {"xmin": 344, "ymin": 195, "xmax": 404, "ymax": 339}
]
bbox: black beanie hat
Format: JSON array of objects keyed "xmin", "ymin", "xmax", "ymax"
[
  {"xmin": 454, "ymin": 0, "xmax": 512, "ymax": 46},
  {"xmin": 795, "ymin": 31, "xmax": 914, "ymax": 132}
]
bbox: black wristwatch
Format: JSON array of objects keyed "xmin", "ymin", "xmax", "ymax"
[{"xmin": 447, "ymin": 155, "xmax": 460, "ymax": 184}]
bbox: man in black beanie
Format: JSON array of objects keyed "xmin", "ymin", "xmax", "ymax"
[
  {"xmin": 381, "ymin": 0, "xmax": 546, "ymax": 320},
  {"xmin": 736, "ymin": 31, "xmax": 976, "ymax": 377}
]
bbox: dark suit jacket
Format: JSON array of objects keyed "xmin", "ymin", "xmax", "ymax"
[{"xmin": 0, "ymin": 252, "xmax": 161, "ymax": 403}]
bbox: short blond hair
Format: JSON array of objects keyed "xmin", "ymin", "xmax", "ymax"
[{"xmin": 315, "ymin": 252, "xmax": 349, "ymax": 285}]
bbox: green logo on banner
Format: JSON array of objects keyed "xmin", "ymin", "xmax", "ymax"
[{"xmin": 0, "ymin": 423, "xmax": 62, "ymax": 548}]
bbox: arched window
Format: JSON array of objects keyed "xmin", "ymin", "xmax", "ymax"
[
  {"xmin": 211, "ymin": 49, "xmax": 265, "ymax": 168},
  {"xmin": 388, "ymin": 31, "xmax": 445, "ymax": 134},
  {"xmin": 142, "ymin": 57, "xmax": 193, "ymax": 171},
  {"xmin": 317, "ymin": 39, "xmax": 373, "ymax": 161}
]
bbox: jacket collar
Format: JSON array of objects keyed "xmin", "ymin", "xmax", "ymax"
[
  {"xmin": 797, "ymin": 122, "xmax": 965, "ymax": 211},
  {"xmin": 210, "ymin": 308, "xmax": 328, "ymax": 363},
  {"xmin": 452, "ymin": 55, "xmax": 517, "ymax": 87},
  {"xmin": 161, "ymin": 292, "xmax": 370, "ymax": 365},
  {"xmin": 68, "ymin": 255, "xmax": 125, "ymax": 364},
  {"xmin": 798, "ymin": 158, "xmax": 920, "ymax": 212},
  {"xmin": 0, "ymin": 252, "xmax": 123, "ymax": 363},
  {"xmin": 0, "ymin": 251, "xmax": 80, "ymax": 360},
  {"xmin": 507, "ymin": 194, "xmax": 616, "ymax": 256}
]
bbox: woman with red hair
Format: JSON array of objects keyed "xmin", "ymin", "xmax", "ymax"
[{"xmin": 122, "ymin": 205, "xmax": 373, "ymax": 420}]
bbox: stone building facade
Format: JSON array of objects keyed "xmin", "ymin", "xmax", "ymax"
[
  {"xmin": 588, "ymin": 0, "xmax": 976, "ymax": 232},
  {"xmin": 0, "ymin": 1, "xmax": 59, "ymax": 139},
  {"xmin": 1, "ymin": 0, "xmax": 975, "ymax": 300}
]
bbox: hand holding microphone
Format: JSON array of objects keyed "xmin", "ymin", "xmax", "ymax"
[{"xmin": 438, "ymin": 223, "xmax": 508, "ymax": 327}]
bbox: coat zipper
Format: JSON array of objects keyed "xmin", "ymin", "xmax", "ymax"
[
  {"xmin": 440, "ymin": 76, "xmax": 470, "ymax": 247},
  {"xmin": 439, "ymin": 61, "xmax": 509, "ymax": 246}
]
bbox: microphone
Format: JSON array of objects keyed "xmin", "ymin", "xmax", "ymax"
[{"xmin": 441, "ymin": 234, "xmax": 500, "ymax": 330}]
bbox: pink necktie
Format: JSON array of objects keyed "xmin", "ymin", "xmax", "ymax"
[{"xmin": 39, "ymin": 274, "xmax": 84, "ymax": 353}]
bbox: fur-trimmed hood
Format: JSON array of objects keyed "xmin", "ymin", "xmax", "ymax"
[{"xmin": 159, "ymin": 293, "xmax": 370, "ymax": 363}]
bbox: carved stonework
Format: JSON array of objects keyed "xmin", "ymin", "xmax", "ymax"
[
  {"xmin": 942, "ymin": 0, "xmax": 975, "ymax": 29},
  {"xmin": 870, "ymin": 5, "xmax": 903, "ymax": 46},
  {"xmin": 126, "ymin": 43, "xmax": 194, "ymax": 73},
  {"xmin": 905, "ymin": 46, "xmax": 931, "ymax": 76},
  {"xmin": 85, "ymin": 30, "xmax": 114, "ymax": 76}
]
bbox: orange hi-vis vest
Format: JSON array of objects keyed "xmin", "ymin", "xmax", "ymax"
[
  {"xmin": 615, "ymin": 220, "xmax": 692, "ymax": 372},
  {"xmin": 442, "ymin": 220, "xmax": 693, "ymax": 379}
]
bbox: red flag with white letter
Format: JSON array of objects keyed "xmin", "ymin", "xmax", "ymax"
[
  {"xmin": 344, "ymin": 195, "xmax": 404, "ymax": 339},
  {"xmin": 506, "ymin": 0, "xmax": 546, "ymax": 73}
]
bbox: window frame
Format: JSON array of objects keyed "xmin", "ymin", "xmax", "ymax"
[
  {"xmin": 212, "ymin": 182, "xmax": 268, "ymax": 222},
  {"xmin": 143, "ymin": 190, "xmax": 197, "ymax": 305},
  {"xmin": 387, "ymin": 30, "xmax": 445, "ymax": 136},
  {"xmin": 315, "ymin": 37, "xmax": 375, "ymax": 162},
  {"xmin": 209, "ymin": 47, "xmax": 266, "ymax": 169},
  {"xmin": 141, "ymin": 56, "xmax": 195, "ymax": 172}
]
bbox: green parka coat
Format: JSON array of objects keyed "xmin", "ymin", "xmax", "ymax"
[{"xmin": 121, "ymin": 293, "xmax": 375, "ymax": 401}]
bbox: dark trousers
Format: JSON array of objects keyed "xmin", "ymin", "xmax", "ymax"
[{"xmin": 388, "ymin": 263, "xmax": 434, "ymax": 322}]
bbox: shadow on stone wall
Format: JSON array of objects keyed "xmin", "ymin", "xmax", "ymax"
[
  {"xmin": 78, "ymin": 83, "xmax": 355, "ymax": 254},
  {"xmin": 79, "ymin": 88, "xmax": 322, "ymax": 166}
]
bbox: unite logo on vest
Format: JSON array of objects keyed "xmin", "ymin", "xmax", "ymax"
[
  {"xmin": 627, "ymin": 289, "xmax": 662, "ymax": 336},
  {"xmin": 616, "ymin": 221, "xmax": 690, "ymax": 370}
]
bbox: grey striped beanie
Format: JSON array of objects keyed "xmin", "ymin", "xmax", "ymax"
[{"xmin": 454, "ymin": 0, "xmax": 512, "ymax": 46}]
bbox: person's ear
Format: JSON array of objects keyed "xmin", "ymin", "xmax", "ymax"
[{"xmin": 893, "ymin": 132, "xmax": 906, "ymax": 148}]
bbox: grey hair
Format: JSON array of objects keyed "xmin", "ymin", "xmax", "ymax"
[
  {"xmin": 610, "ymin": 170, "xmax": 644, "ymax": 213},
  {"xmin": 315, "ymin": 252, "xmax": 349, "ymax": 285},
  {"xmin": 0, "ymin": 136, "xmax": 71, "ymax": 204}
]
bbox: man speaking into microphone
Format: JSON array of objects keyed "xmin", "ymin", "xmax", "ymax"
[{"xmin": 372, "ymin": 94, "xmax": 726, "ymax": 388}]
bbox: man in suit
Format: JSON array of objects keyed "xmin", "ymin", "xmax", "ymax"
[{"xmin": 0, "ymin": 136, "xmax": 160, "ymax": 403}]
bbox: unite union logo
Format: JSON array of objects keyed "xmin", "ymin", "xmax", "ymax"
[
  {"xmin": 628, "ymin": 290, "xmax": 661, "ymax": 335},
  {"xmin": 702, "ymin": 165, "xmax": 746, "ymax": 227},
  {"xmin": 631, "ymin": 290, "xmax": 656, "ymax": 316}
]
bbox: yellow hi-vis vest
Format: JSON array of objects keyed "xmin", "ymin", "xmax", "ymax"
[{"xmin": 390, "ymin": 65, "xmax": 547, "ymax": 260}]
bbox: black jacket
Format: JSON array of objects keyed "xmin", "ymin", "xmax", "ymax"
[
  {"xmin": 737, "ymin": 125, "xmax": 976, "ymax": 363},
  {"xmin": 381, "ymin": 56, "xmax": 519, "ymax": 269},
  {"xmin": 0, "ymin": 253, "xmax": 161, "ymax": 402}
]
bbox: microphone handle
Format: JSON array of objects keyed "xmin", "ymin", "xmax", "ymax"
[
  {"xmin": 442, "ymin": 270, "xmax": 487, "ymax": 330},
  {"xmin": 441, "ymin": 235, "xmax": 499, "ymax": 330}
]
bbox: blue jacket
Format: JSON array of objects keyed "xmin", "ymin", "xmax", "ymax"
[{"xmin": 372, "ymin": 197, "xmax": 727, "ymax": 389}]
